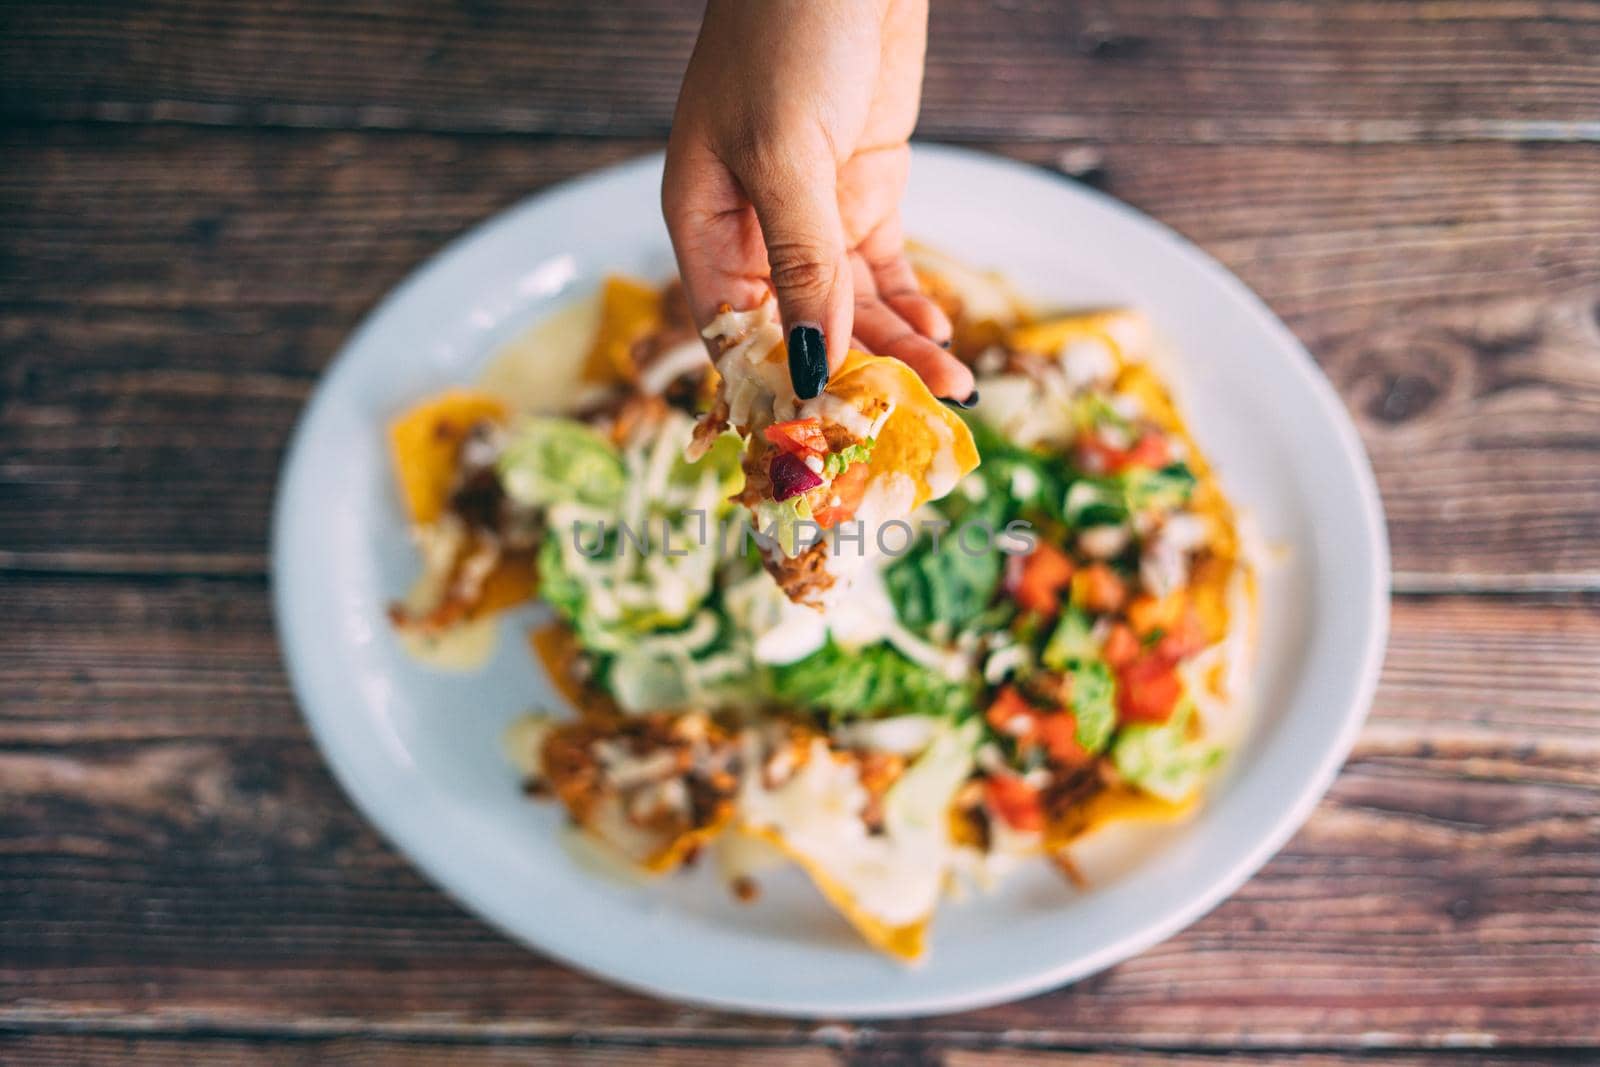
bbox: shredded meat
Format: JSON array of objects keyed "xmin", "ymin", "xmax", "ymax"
[
  {"xmin": 686, "ymin": 395, "xmax": 730, "ymax": 462},
  {"xmin": 541, "ymin": 712, "xmax": 739, "ymax": 836},
  {"xmin": 766, "ymin": 539, "xmax": 836, "ymax": 608},
  {"xmin": 607, "ymin": 393, "xmax": 670, "ymax": 448}
]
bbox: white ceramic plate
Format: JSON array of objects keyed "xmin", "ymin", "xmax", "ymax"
[{"xmin": 272, "ymin": 145, "xmax": 1388, "ymax": 1017}]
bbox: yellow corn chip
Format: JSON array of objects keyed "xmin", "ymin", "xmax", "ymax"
[
  {"xmin": 582, "ymin": 275, "xmax": 662, "ymax": 384},
  {"xmin": 388, "ymin": 389, "xmax": 509, "ymax": 524}
]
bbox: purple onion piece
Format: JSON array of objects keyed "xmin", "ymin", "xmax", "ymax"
[{"xmin": 770, "ymin": 451, "xmax": 823, "ymax": 501}]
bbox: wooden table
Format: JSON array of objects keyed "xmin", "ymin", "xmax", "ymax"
[{"xmin": 3, "ymin": 2, "xmax": 1597, "ymax": 1063}]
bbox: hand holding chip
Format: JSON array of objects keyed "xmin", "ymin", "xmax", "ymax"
[{"xmin": 661, "ymin": 0, "xmax": 976, "ymax": 406}]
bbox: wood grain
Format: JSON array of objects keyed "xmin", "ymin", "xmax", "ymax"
[
  {"xmin": 947, "ymin": 1054, "xmax": 1594, "ymax": 1067},
  {"xmin": 3, "ymin": 128, "xmax": 1598, "ymax": 584},
  {"xmin": 0, "ymin": 1037, "xmax": 1586, "ymax": 1067},
  {"xmin": 4, "ymin": 0, "xmax": 1598, "ymax": 1055},
  {"xmin": 0, "ymin": 1034, "xmax": 836, "ymax": 1067},
  {"xmin": 2, "ymin": 1, "xmax": 1598, "ymax": 142},
  {"xmin": 3, "ymin": 578, "xmax": 1596, "ymax": 1046}
]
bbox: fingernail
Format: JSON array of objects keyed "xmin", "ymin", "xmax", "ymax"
[
  {"xmin": 940, "ymin": 390, "xmax": 980, "ymax": 410},
  {"xmin": 788, "ymin": 324, "xmax": 828, "ymax": 399},
  {"xmin": 939, "ymin": 338, "xmax": 953, "ymax": 350}
]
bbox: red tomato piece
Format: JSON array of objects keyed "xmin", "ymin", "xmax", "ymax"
[
  {"xmin": 1116, "ymin": 655, "xmax": 1183, "ymax": 724},
  {"xmin": 1101, "ymin": 622, "xmax": 1141, "ymax": 669},
  {"xmin": 1155, "ymin": 610, "xmax": 1210, "ymax": 663},
  {"xmin": 1013, "ymin": 542, "xmax": 1076, "ymax": 616},
  {"xmin": 1038, "ymin": 711, "xmax": 1090, "ymax": 766},
  {"xmin": 1074, "ymin": 432, "xmax": 1127, "ymax": 474},
  {"xmin": 1123, "ymin": 433, "xmax": 1171, "ymax": 470},
  {"xmin": 763, "ymin": 417, "xmax": 828, "ymax": 457},
  {"xmin": 985, "ymin": 685, "xmax": 1039, "ymax": 738},
  {"xmin": 985, "ymin": 774, "xmax": 1045, "ymax": 832},
  {"xmin": 1075, "ymin": 562, "xmax": 1127, "ymax": 614},
  {"xmin": 1076, "ymin": 430, "xmax": 1170, "ymax": 474},
  {"xmin": 809, "ymin": 459, "xmax": 870, "ymax": 529}
]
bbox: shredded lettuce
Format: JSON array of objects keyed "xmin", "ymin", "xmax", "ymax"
[
  {"xmin": 1063, "ymin": 462, "xmax": 1195, "ymax": 528},
  {"xmin": 1041, "ymin": 605, "xmax": 1096, "ymax": 670},
  {"xmin": 606, "ymin": 649, "xmax": 694, "ymax": 712},
  {"xmin": 961, "ymin": 414, "xmax": 1069, "ymax": 523},
  {"xmin": 749, "ymin": 494, "xmax": 816, "ymax": 558},
  {"xmin": 881, "ymin": 718, "xmax": 982, "ymax": 835},
  {"xmin": 1111, "ymin": 701, "xmax": 1220, "ymax": 802},
  {"xmin": 768, "ymin": 640, "xmax": 978, "ymax": 722},
  {"xmin": 497, "ymin": 416, "xmax": 626, "ymax": 510},
  {"xmin": 1066, "ymin": 660, "xmax": 1117, "ymax": 753},
  {"xmin": 1073, "ymin": 392, "xmax": 1134, "ymax": 437},
  {"xmin": 822, "ymin": 440, "xmax": 874, "ymax": 479},
  {"xmin": 1037, "ymin": 607, "xmax": 1116, "ymax": 753},
  {"xmin": 1123, "ymin": 462, "xmax": 1196, "ymax": 514},
  {"xmin": 673, "ymin": 428, "xmax": 745, "ymax": 502},
  {"xmin": 883, "ymin": 502, "xmax": 1004, "ymax": 634}
]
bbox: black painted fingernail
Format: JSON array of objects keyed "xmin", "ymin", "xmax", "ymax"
[
  {"xmin": 788, "ymin": 325, "xmax": 828, "ymax": 399},
  {"xmin": 940, "ymin": 390, "xmax": 980, "ymax": 410},
  {"xmin": 939, "ymin": 338, "xmax": 953, "ymax": 350}
]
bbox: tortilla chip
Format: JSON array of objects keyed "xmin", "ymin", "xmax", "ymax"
[
  {"xmin": 1007, "ymin": 309, "xmax": 1149, "ymax": 364},
  {"xmin": 529, "ymin": 623, "xmax": 618, "ymax": 721},
  {"xmin": 745, "ymin": 825, "xmax": 930, "ymax": 962},
  {"xmin": 1046, "ymin": 785, "xmax": 1197, "ymax": 850},
  {"xmin": 470, "ymin": 549, "xmax": 537, "ymax": 615},
  {"xmin": 643, "ymin": 810, "xmax": 732, "ymax": 874},
  {"xmin": 583, "ymin": 275, "xmax": 662, "ymax": 384},
  {"xmin": 389, "ymin": 390, "xmax": 509, "ymax": 524},
  {"xmin": 827, "ymin": 349, "xmax": 980, "ymax": 507}
]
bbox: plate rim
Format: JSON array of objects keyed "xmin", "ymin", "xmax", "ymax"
[{"xmin": 271, "ymin": 142, "xmax": 1390, "ymax": 1018}]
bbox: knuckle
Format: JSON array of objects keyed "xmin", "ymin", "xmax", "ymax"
[{"xmin": 766, "ymin": 247, "xmax": 838, "ymax": 298}]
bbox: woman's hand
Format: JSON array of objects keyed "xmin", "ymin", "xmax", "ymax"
[{"xmin": 662, "ymin": 0, "xmax": 975, "ymax": 404}]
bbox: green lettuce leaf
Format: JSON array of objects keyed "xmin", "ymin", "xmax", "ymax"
[
  {"xmin": 822, "ymin": 440, "xmax": 874, "ymax": 479},
  {"xmin": 673, "ymin": 428, "xmax": 745, "ymax": 501},
  {"xmin": 883, "ymin": 503, "xmax": 1004, "ymax": 633},
  {"xmin": 497, "ymin": 416, "xmax": 626, "ymax": 510},
  {"xmin": 768, "ymin": 640, "xmax": 978, "ymax": 723},
  {"xmin": 1110, "ymin": 702, "xmax": 1221, "ymax": 802},
  {"xmin": 1066, "ymin": 659, "xmax": 1116, "ymax": 753},
  {"xmin": 961, "ymin": 414, "xmax": 1070, "ymax": 523},
  {"xmin": 1041, "ymin": 605, "xmax": 1096, "ymax": 670}
]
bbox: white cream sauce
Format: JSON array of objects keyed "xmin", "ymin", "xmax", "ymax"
[
  {"xmin": 800, "ymin": 392, "xmax": 877, "ymax": 439},
  {"xmin": 738, "ymin": 722, "xmax": 976, "ymax": 928},
  {"xmin": 477, "ymin": 290, "xmax": 602, "ymax": 411},
  {"xmin": 702, "ymin": 299, "xmax": 791, "ymax": 430}
]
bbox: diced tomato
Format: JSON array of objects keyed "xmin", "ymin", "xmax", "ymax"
[
  {"xmin": 1123, "ymin": 433, "xmax": 1171, "ymax": 470},
  {"xmin": 1101, "ymin": 622, "xmax": 1141, "ymax": 669},
  {"xmin": 1038, "ymin": 711, "xmax": 1090, "ymax": 766},
  {"xmin": 1073, "ymin": 562, "xmax": 1127, "ymax": 614},
  {"xmin": 1075, "ymin": 430, "xmax": 1170, "ymax": 474},
  {"xmin": 1155, "ymin": 610, "xmax": 1211, "ymax": 663},
  {"xmin": 1013, "ymin": 542, "xmax": 1076, "ymax": 616},
  {"xmin": 1116, "ymin": 655, "xmax": 1183, "ymax": 724},
  {"xmin": 985, "ymin": 774, "xmax": 1045, "ymax": 833},
  {"xmin": 763, "ymin": 417, "xmax": 828, "ymax": 457},
  {"xmin": 809, "ymin": 459, "xmax": 870, "ymax": 528},
  {"xmin": 985, "ymin": 685, "xmax": 1039, "ymax": 738},
  {"xmin": 1074, "ymin": 432, "xmax": 1125, "ymax": 475}
]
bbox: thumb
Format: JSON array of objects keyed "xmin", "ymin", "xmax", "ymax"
[{"xmin": 740, "ymin": 155, "xmax": 854, "ymax": 400}]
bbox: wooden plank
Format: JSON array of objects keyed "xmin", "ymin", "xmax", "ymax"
[
  {"xmin": 2, "ymin": 578, "xmax": 1596, "ymax": 1046},
  {"xmin": 0, "ymin": 1034, "xmax": 835, "ymax": 1067},
  {"xmin": 2, "ymin": 1, "xmax": 1598, "ymax": 142},
  {"xmin": 947, "ymin": 1054, "xmax": 1591, "ymax": 1066},
  {"xmin": 3, "ymin": 128, "xmax": 1598, "ymax": 583},
  {"xmin": 0, "ymin": 1037, "xmax": 1586, "ymax": 1067}
]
